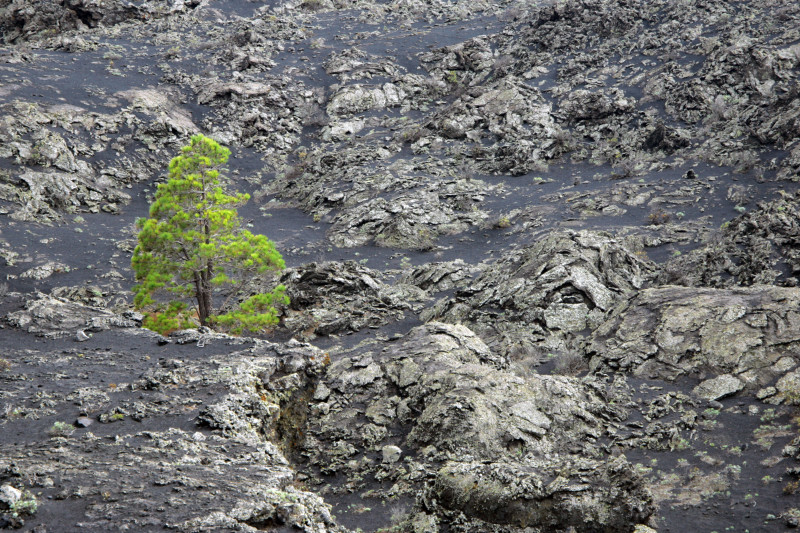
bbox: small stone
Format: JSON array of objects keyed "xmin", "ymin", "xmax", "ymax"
[
  {"xmin": 382, "ymin": 445, "xmax": 402, "ymax": 463},
  {"xmin": 313, "ymin": 383, "xmax": 331, "ymax": 401},
  {"xmin": 0, "ymin": 484, "xmax": 22, "ymax": 511},
  {"xmin": 756, "ymin": 386, "xmax": 777, "ymax": 400},
  {"xmin": 75, "ymin": 330, "xmax": 91, "ymax": 342},
  {"xmin": 773, "ymin": 357, "xmax": 797, "ymax": 374},
  {"xmin": 776, "ymin": 370, "xmax": 800, "ymax": 405},
  {"xmin": 75, "ymin": 417, "xmax": 93, "ymax": 428},
  {"xmin": 692, "ymin": 374, "xmax": 744, "ymax": 402}
]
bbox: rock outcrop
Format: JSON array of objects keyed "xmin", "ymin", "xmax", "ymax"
[
  {"xmin": 302, "ymin": 322, "xmax": 654, "ymax": 531},
  {"xmin": 5, "ymin": 292, "xmax": 141, "ymax": 338},
  {"xmin": 279, "ymin": 261, "xmax": 426, "ymax": 339},
  {"xmin": 0, "ymin": 327, "xmax": 350, "ymax": 532},
  {"xmin": 425, "ymin": 230, "xmax": 655, "ymax": 362},
  {"xmin": 586, "ymin": 286, "xmax": 800, "ymax": 396},
  {"xmin": 0, "ymin": 0, "xmax": 198, "ymax": 43}
]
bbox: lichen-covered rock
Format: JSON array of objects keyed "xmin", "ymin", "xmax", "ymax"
[
  {"xmin": 0, "ymin": 97, "xmax": 193, "ymax": 222},
  {"xmin": 692, "ymin": 374, "xmax": 744, "ymax": 402},
  {"xmin": 412, "ymin": 75, "xmax": 566, "ymax": 175},
  {"xmin": 269, "ymin": 142, "xmax": 492, "ymax": 250},
  {"xmin": 428, "ymin": 456, "xmax": 652, "ymax": 532},
  {"xmin": 191, "ymin": 73, "xmax": 317, "ymax": 157},
  {"xmin": 775, "ymin": 369, "xmax": 800, "ymax": 406},
  {"xmin": 425, "ymin": 230, "xmax": 655, "ymax": 362},
  {"xmin": 0, "ymin": 0, "xmax": 198, "ymax": 43},
  {"xmin": 3, "ymin": 427, "xmax": 346, "ymax": 533},
  {"xmin": 419, "ymin": 35, "xmax": 496, "ymax": 81},
  {"xmin": 586, "ymin": 285, "xmax": 800, "ymax": 388},
  {"xmin": 5, "ymin": 292, "xmax": 140, "ymax": 338},
  {"xmin": 117, "ymin": 88, "xmax": 199, "ymax": 136},
  {"xmin": 0, "ymin": 330, "xmax": 351, "ymax": 532},
  {"xmin": 0, "ymin": 483, "xmax": 21, "ymax": 510},
  {"xmin": 327, "ymin": 83, "xmax": 407, "ymax": 116},
  {"xmin": 198, "ymin": 338, "xmax": 332, "ymax": 452},
  {"xmin": 18, "ymin": 261, "xmax": 70, "ymax": 280},
  {"xmin": 2, "ymin": 169, "xmax": 131, "ymax": 222},
  {"xmin": 279, "ymin": 261, "xmax": 426, "ymax": 339},
  {"xmin": 323, "ymin": 47, "xmax": 401, "ymax": 82},
  {"xmin": 400, "ymin": 259, "xmax": 478, "ymax": 294},
  {"xmin": 302, "ymin": 322, "xmax": 652, "ymax": 531},
  {"xmin": 50, "ymin": 286, "xmax": 108, "ymax": 307},
  {"xmin": 328, "ymin": 189, "xmax": 486, "ymax": 249},
  {"xmin": 560, "ymin": 88, "xmax": 635, "ymax": 122}
]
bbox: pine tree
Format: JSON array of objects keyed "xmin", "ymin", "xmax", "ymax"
[{"xmin": 132, "ymin": 134, "xmax": 287, "ymax": 335}]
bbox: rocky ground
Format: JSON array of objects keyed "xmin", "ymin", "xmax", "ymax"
[{"xmin": 1, "ymin": 0, "xmax": 800, "ymax": 531}]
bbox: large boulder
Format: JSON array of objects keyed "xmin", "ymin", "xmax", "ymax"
[
  {"xmin": 302, "ymin": 322, "xmax": 654, "ymax": 531},
  {"xmin": 586, "ymin": 285, "xmax": 800, "ymax": 390},
  {"xmin": 278, "ymin": 261, "xmax": 426, "ymax": 339},
  {"xmin": 425, "ymin": 230, "xmax": 655, "ymax": 362},
  {"xmin": 429, "ymin": 456, "xmax": 652, "ymax": 533}
]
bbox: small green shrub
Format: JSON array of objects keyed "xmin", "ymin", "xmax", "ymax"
[
  {"xmin": 48, "ymin": 421, "xmax": 75, "ymax": 437},
  {"xmin": 494, "ymin": 216, "xmax": 512, "ymax": 229},
  {"xmin": 10, "ymin": 491, "xmax": 38, "ymax": 517}
]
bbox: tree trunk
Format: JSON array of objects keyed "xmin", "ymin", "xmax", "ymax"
[
  {"xmin": 201, "ymin": 273, "xmax": 212, "ymax": 325},
  {"xmin": 193, "ymin": 178, "xmax": 214, "ymax": 326},
  {"xmin": 195, "ymin": 272, "xmax": 210, "ymax": 326}
]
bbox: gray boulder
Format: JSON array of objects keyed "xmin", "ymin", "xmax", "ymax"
[
  {"xmin": 303, "ymin": 322, "xmax": 653, "ymax": 531},
  {"xmin": 586, "ymin": 285, "xmax": 800, "ymax": 388},
  {"xmin": 279, "ymin": 261, "xmax": 426, "ymax": 340},
  {"xmin": 692, "ymin": 374, "xmax": 745, "ymax": 402},
  {"xmin": 425, "ymin": 230, "xmax": 655, "ymax": 362},
  {"xmin": 429, "ymin": 456, "xmax": 652, "ymax": 533},
  {"xmin": 5, "ymin": 292, "xmax": 139, "ymax": 338}
]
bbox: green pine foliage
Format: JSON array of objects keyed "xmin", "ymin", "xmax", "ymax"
[{"xmin": 132, "ymin": 134, "xmax": 288, "ymax": 335}]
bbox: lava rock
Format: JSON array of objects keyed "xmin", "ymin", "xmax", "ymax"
[{"xmin": 587, "ymin": 285, "xmax": 800, "ymax": 387}]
